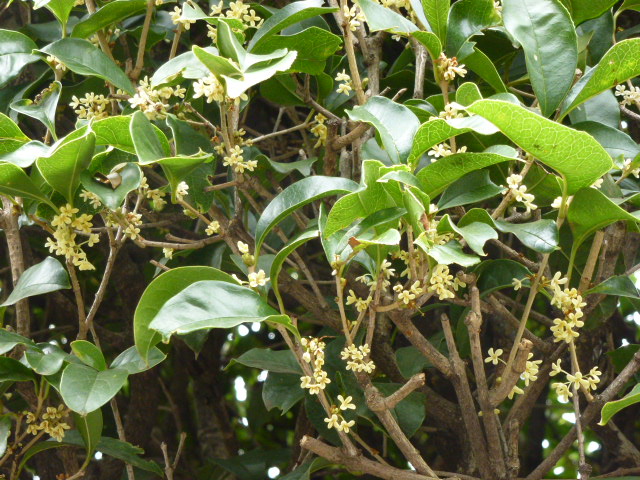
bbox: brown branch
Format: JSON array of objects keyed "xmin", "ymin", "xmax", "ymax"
[
  {"xmin": 130, "ymin": 0, "xmax": 154, "ymax": 81},
  {"xmin": 489, "ymin": 339, "xmax": 533, "ymax": 406}
]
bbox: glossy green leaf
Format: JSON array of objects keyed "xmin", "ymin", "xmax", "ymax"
[
  {"xmin": 586, "ymin": 276, "xmax": 640, "ymax": 298},
  {"xmin": 422, "ymin": 0, "xmax": 449, "ymax": 43},
  {"xmin": 60, "ymin": 364, "xmax": 128, "ymax": 415},
  {"xmin": 0, "ymin": 112, "xmax": 29, "ymax": 155},
  {"xmin": 447, "ymin": 0, "xmax": 500, "ymax": 58},
  {"xmin": 150, "ymin": 49, "xmax": 214, "ymax": 87},
  {"xmin": 271, "ymin": 228, "xmax": 320, "ymax": 309},
  {"xmin": 110, "ymin": 346, "xmax": 166, "ymax": 375},
  {"xmin": 568, "ymin": 89, "xmax": 620, "ymax": 129},
  {"xmin": 568, "ymin": 188, "xmax": 639, "ymax": 250},
  {"xmin": 375, "ymin": 383, "xmax": 425, "ymax": 436},
  {"xmin": 396, "ymin": 346, "xmax": 431, "ymax": 378},
  {"xmin": 24, "ymin": 343, "xmax": 68, "ymax": 376},
  {"xmin": 267, "ymin": 156, "xmax": 317, "ymax": 176},
  {"xmin": 617, "ymin": 0, "xmax": 640, "ymax": 13},
  {"xmin": 147, "ymin": 280, "xmax": 293, "ymax": 340},
  {"xmin": 11, "ymin": 81, "xmax": 61, "ymax": 140},
  {"xmin": 0, "ymin": 329, "xmax": 35, "ymax": 354},
  {"xmin": 73, "ymin": 408, "xmax": 103, "ymax": 463},
  {"xmin": 71, "ymin": 0, "xmax": 147, "ymax": 38},
  {"xmin": 36, "ymin": 130, "xmax": 96, "ymax": 203},
  {"xmin": 335, "ymin": 207, "xmax": 407, "ymax": 254},
  {"xmin": 412, "ymin": 31, "xmax": 443, "ymax": 62},
  {"xmin": 502, "ymin": 0, "xmax": 577, "ymax": 116},
  {"xmin": 416, "ymin": 151, "xmax": 513, "ymax": 197},
  {"xmin": 475, "ymin": 259, "xmax": 532, "ymax": 294},
  {"xmin": 422, "ymin": 240, "xmax": 480, "ymax": 267},
  {"xmin": 560, "ymin": 38, "xmax": 640, "ymax": 118},
  {"xmin": 0, "ymin": 357, "xmax": 36, "ymax": 383},
  {"xmin": 40, "ymin": 39, "xmax": 134, "ymax": 94},
  {"xmin": 134, "ymin": 266, "xmax": 237, "ymax": 360},
  {"xmin": 565, "ymin": 0, "xmax": 617, "ymax": 25},
  {"xmin": 456, "ymin": 82, "xmax": 483, "ymax": 106},
  {"xmin": 0, "ymin": 141, "xmax": 49, "ymax": 168},
  {"xmin": 130, "ymin": 110, "xmax": 166, "ymax": 163},
  {"xmin": 0, "ymin": 30, "xmax": 40, "ymax": 88},
  {"xmin": 346, "ymin": 96, "xmax": 420, "ymax": 164},
  {"xmin": 599, "ymin": 383, "xmax": 640, "ymax": 425},
  {"xmin": 572, "ymin": 121, "xmax": 640, "ymax": 164},
  {"xmin": 0, "ymin": 416, "xmax": 11, "ymax": 458},
  {"xmin": 229, "ymin": 348, "xmax": 302, "ymax": 375},
  {"xmin": 438, "ymin": 214, "xmax": 497, "ymax": 256},
  {"xmin": 438, "ymin": 170, "xmax": 502, "ymax": 209},
  {"xmin": 463, "ymin": 47, "xmax": 508, "ymax": 92},
  {"xmin": 0, "ymin": 163, "xmax": 54, "ymax": 207},
  {"xmin": 2, "ymin": 257, "xmax": 70, "ymax": 307},
  {"xmin": 71, "ymin": 340, "xmax": 107, "ymax": 371},
  {"xmin": 263, "ymin": 372, "xmax": 304, "ymax": 413},
  {"xmin": 80, "ymin": 162, "xmax": 142, "ymax": 210},
  {"xmin": 356, "ymin": 0, "xmax": 419, "ymax": 34},
  {"xmin": 255, "ymin": 175, "xmax": 357, "ymax": 253},
  {"xmin": 248, "ymin": 0, "xmax": 337, "ymax": 50},
  {"xmin": 34, "ymin": 0, "xmax": 75, "ymax": 27},
  {"xmin": 166, "ymin": 114, "xmax": 212, "ymax": 155},
  {"xmin": 467, "ymin": 100, "xmax": 613, "ymax": 193}
]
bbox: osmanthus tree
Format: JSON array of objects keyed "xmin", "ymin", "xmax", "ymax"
[{"xmin": 1, "ymin": 0, "xmax": 640, "ymax": 478}]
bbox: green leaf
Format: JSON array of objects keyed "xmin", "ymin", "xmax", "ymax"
[
  {"xmin": 1, "ymin": 257, "xmax": 70, "ymax": 307},
  {"xmin": 502, "ymin": 0, "xmax": 577, "ymax": 116},
  {"xmin": 375, "ymin": 383, "xmax": 425, "ymax": 436},
  {"xmin": 271, "ymin": 228, "xmax": 320, "ymax": 309},
  {"xmin": 130, "ymin": 110, "xmax": 166, "ymax": 163},
  {"xmin": 263, "ymin": 372, "xmax": 304, "ymax": 413},
  {"xmin": 192, "ymin": 45, "xmax": 243, "ymax": 78},
  {"xmin": 467, "ymin": 100, "xmax": 613, "ymax": 193},
  {"xmin": 73, "ymin": 408, "xmax": 102, "ymax": 463},
  {"xmin": 248, "ymin": 0, "xmax": 338, "ymax": 50},
  {"xmin": 396, "ymin": 346, "xmax": 431, "ymax": 378},
  {"xmin": 0, "ymin": 30, "xmax": 39, "ymax": 88},
  {"xmin": 255, "ymin": 176, "xmax": 358, "ymax": 254},
  {"xmin": 447, "ymin": 0, "xmax": 500, "ymax": 58},
  {"xmin": 24, "ymin": 343, "xmax": 68, "ymax": 376},
  {"xmin": 475, "ymin": 259, "xmax": 532, "ymax": 294},
  {"xmin": 565, "ymin": 0, "xmax": 617, "ymax": 25},
  {"xmin": 150, "ymin": 49, "xmax": 213, "ymax": 87},
  {"xmin": 267, "ymin": 156, "xmax": 318, "ymax": 176},
  {"xmin": 229, "ymin": 348, "xmax": 302, "ymax": 375},
  {"xmin": 346, "ymin": 96, "xmax": 420, "ymax": 164},
  {"xmin": 11, "ymin": 80, "xmax": 60, "ymax": 139},
  {"xmin": 0, "ymin": 112, "xmax": 29, "ymax": 155},
  {"xmin": 560, "ymin": 38, "xmax": 640, "ymax": 118},
  {"xmin": 422, "ymin": 0, "xmax": 449, "ymax": 43},
  {"xmin": 60, "ymin": 364, "xmax": 128, "ymax": 415},
  {"xmin": 459, "ymin": 208, "xmax": 559, "ymax": 253},
  {"xmin": 438, "ymin": 170, "xmax": 503, "ymax": 209},
  {"xmin": 70, "ymin": 340, "xmax": 107, "ymax": 371},
  {"xmin": 586, "ymin": 276, "xmax": 640, "ymax": 298},
  {"xmin": 416, "ymin": 151, "xmax": 513, "ymax": 197},
  {"xmin": 421, "ymin": 240, "xmax": 480, "ymax": 267},
  {"xmin": 437, "ymin": 214, "xmax": 498, "ymax": 256},
  {"xmin": 463, "ymin": 47, "xmax": 508, "ymax": 93},
  {"xmin": 0, "ymin": 357, "xmax": 36, "ymax": 383},
  {"xmin": 0, "ymin": 329, "xmax": 35, "ymax": 354},
  {"xmin": 71, "ymin": 0, "xmax": 147, "ymax": 38},
  {"xmin": 572, "ymin": 121, "xmax": 640, "ymax": 164},
  {"xmin": 36, "ymin": 130, "xmax": 96, "ymax": 203},
  {"xmin": 568, "ymin": 89, "xmax": 620, "ymax": 129},
  {"xmin": 148, "ymin": 280, "xmax": 293, "ymax": 340},
  {"xmin": 0, "ymin": 141, "xmax": 49, "ymax": 168},
  {"xmin": 85, "ymin": 115, "xmax": 170, "ymax": 155},
  {"xmin": 618, "ymin": 0, "xmax": 640, "ymax": 14},
  {"xmin": 412, "ymin": 31, "xmax": 443, "ymax": 62},
  {"xmin": 166, "ymin": 115, "xmax": 212, "ymax": 155},
  {"xmin": 0, "ymin": 163, "xmax": 54, "ymax": 207},
  {"xmin": 568, "ymin": 188, "xmax": 639, "ymax": 250},
  {"xmin": 110, "ymin": 346, "xmax": 166, "ymax": 375},
  {"xmin": 134, "ymin": 266, "xmax": 237, "ymax": 360},
  {"xmin": 80, "ymin": 163, "xmax": 143, "ymax": 210},
  {"xmin": 599, "ymin": 383, "xmax": 640, "ymax": 425},
  {"xmin": 40, "ymin": 39, "xmax": 134, "ymax": 94},
  {"xmin": 356, "ymin": 0, "xmax": 419, "ymax": 34},
  {"xmin": 456, "ymin": 82, "xmax": 483, "ymax": 106},
  {"xmin": 34, "ymin": 0, "xmax": 75, "ymax": 27},
  {"xmin": 0, "ymin": 416, "xmax": 11, "ymax": 457}
]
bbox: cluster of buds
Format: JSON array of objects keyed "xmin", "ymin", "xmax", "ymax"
[
  {"xmin": 341, "ymin": 343, "xmax": 375, "ymax": 373},
  {"xmin": 504, "ymin": 173, "xmax": 537, "ymax": 213},
  {"xmin": 45, "ymin": 204, "xmax": 99, "ymax": 271},
  {"xmin": 550, "ymin": 359, "xmax": 601, "ymax": 402},
  {"xmin": 437, "ymin": 53, "xmax": 467, "ymax": 82},
  {"xmin": 324, "ymin": 395, "xmax": 356, "ymax": 433},
  {"xmin": 127, "ymin": 76, "xmax": 186, "ymax": 120},
  {"xmin": 69, "ymin": 92, "xmax": 110, "ymax": 120},
  {"xmin": 25, "ymin": 405, "xmax": 70, "ymax": 442},
  {"xmin": 300, "ymin": 337, "xmax": 331, "ymax": 394}
]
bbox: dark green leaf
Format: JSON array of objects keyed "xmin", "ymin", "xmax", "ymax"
[
  {"xmin": 599, "ymin": 383, "xmax": 640, "ymax": 425},
  {"xmin": 437, "ymin": 214, "xmax": 498, "ymax": 256},
  {"xmin": 130, "ymin": 110, "xmax": 166, "ymax": 163},
  {"xmin": 396, "ymin": 346, "xmax": 431, "ymax": 378},
  {"xmin": 463, "ymin": 47, "xmax": 508, "ymax": 93},
  {"xmin": 572, "ymin": 121, "xmax": 640, "ymax": 164},
  {"xmin": 0, "ymin": 141, "xmax": 49, "ymax": 168},
  {"xmin": 70, "ymin": 340, "xmax": 107, "ymax": 371},
  {"xmin": 24, "ymin": 343, "xmax": 68, "ymax": 376},
  {"xmin": 263, "ymin": 372, "xmax": 304, "ymax": 413},
  {"xmin": 60, "ymin": 364, "xmax": 128, "ymax": 415},
  {"xmin": 0, "ymin": 329, "xmax": 35, "ymax": 354},
  {"xmin": 110, "ymin": 346, "xmax": 166, "ymax": 374},
  {"xmin": 10, "ymin": 81, "xmax": 60, "ymax": 140},
  {"xmin": 34, "ymin": 0, "xmax": 75, "ymax": 27},
  {"xmin": 447, "ymin": 0, "xmax": 500, "ymax": 59},
  {"xmin": 0, "ymin": 416, "xmax": 11, "ymax": 457},
  {"xmin": 438, "ymin": 170, "xmax": 503, "ymax": 209},
  {"xmin": 586, "ymin": 276, "xmax": 640, "ymax": 298},
  {"xmin": 80, "ymin": 162, "xmax": 142, "ymax": 210},
  {"xmin": 0, "ymin": 163, "xmax": 54, "ymax": 207},
  {"xmin": 73, "ymin": 408, "xmax": 102, "ymax": 462},
  {"xmin": 1, "ymin": 257, "xmax": 70, "ymax": 307},
  {"xmin": 0, "ymin": 29, "xmax": 39, "ymax": 88},
  {"xmin": 267, "ymin": 156, "xmax": 317, "ymax": 175},
  {"xmin": 229, "ymin": 348, "xmax": 302, "ymax": 375},
  {"xmin": 475, "ymin": 259, "xmax": 532, "ymax": 294},
  {"xmin": 0, "ymin": 357, "xmax": 36, "ymax": 382},
  {"xmin": 71, "ymin": 0, "xmax": 147, "ymax": 38}
]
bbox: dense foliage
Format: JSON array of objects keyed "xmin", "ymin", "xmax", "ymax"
[{"xmin": 0, "ymin": 0, "xmax": 640, "ymax": 479}]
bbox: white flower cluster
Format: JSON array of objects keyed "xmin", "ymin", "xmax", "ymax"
[
  {"xmin": 139, "ymin": 176, "xmax": 167, "ymax": 210},
  {"xmin": 623, "ymin": 158, "xmax": 640, "ymax": 179},
  {"xmin": 342, "ymin": 4, "xmax": 366, "ymax": 31},
  {"xmin": 192, "ymin": 74, "xmax": 226, "ymax": 104},
  {"xmin": 170, "ymin": 4, "xmax": 196, "ymax": 30},
  {"xmin": 428, "ymin": 264, "xmax": 466, "ymax": 300},
  {"xmin": 345, "ymin": 289, "xmax": 372, "ymax": 313},
  {"xmin": 550, "ymin": 359, "xmax": 601, "ymax": 402},
  {"xmin": 45, "ymin": 204, "xmax": 99, "ymax": 271},
  {"xmin": 247, "ymin": 270, "xmax": 269, "ymax": 288},
  {"xmin": 324, "ymin": 395, "xmax": 356, "ymax": 433},
  {"xmin": 615, "ymin": 84, "xmax": 640, "ymax": 108},
  {"xmin": 393, "ymin": 280, "xmax": 423, "ymax": 305},
  {"xmin": 341, "ymin": 343, "xmax": 375, "ymax": 373},
  {"xmin": 504, "ymin": 173, "xmax": 537, "ymax": 213},
  {"xmin": 223, "ymin": 145, "xmax": 258, "ymax": 174},
  {"xmin": 335, "ymin": 70, "xmax": 353, "ymax": 96},
  {"xmin": 437, "ymin": 53, "xmax": 467, "ymax": 82},
  {"xmin": 300, "ymin": 337, "xmax": 331, "ymax": 395},
  {"xmin": 428, "ymin": 142, "xmax": 467, "ymax": 160},
  {"xmin": 128, "ymin": 76, "xmax": 186, "ymax": 120},
  {"xmin": 547, "ymin": 273, "xmax": 586, "ymax": 344},
  {"xmin": 205, "ymin": 221, "xmax": 220, "ymax": 236},
  {"xmin": 439, "ymin": 104, "xmax": 464, "ymax": 120},
  {"xmin": 69, "ymin": 92, "xmax": 110, "ymax": 120},
  {"xmin": 310, "ymin": 113, "xmax": 328, "ymax": 148}
]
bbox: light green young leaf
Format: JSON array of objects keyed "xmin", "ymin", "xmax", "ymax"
[
  {"xmin": 1, "ymin": 257, "xmax": 70, "ymax": 307},
  {"xmin": 346, "ymin": 96, "xmax": 420, "ymax": 164},
  {"xmin": 466, "ymin": 100, "xmax": 613, "ymax": 193},
  {"xmin": 71, "ymin": 0, "xmax": 147, "ymax": 38},
  {"xmin": 150, "ymin": 48, "xmax": 215, "ymax": 87},
  {"xmin": 0, "ymin": 163, "xmax": 55, "ymax": 208},
  {"xmin": 356, "ymin": 0, "xmax": 419, "ymax": 34},
  {"xmin": 70, "ymin": 340, "xmax": 107, "ymax": 371},
  {"xmin": 40, "ymin": 39, "xmax": 134, "ymax": 94},
  {"xmin": 255, "ymin": 175, "xmax": 358, "ymax": 254},
  {"xmin": 412, "ymin": 31, "xmax": 442, "ymax": 62},
  {"xmin": 422, "ymin": 0, "xmax": 449, "ymax": 43},
  {"xmin": 456, "ymin": 82, "xmax": 483, "ymax": 106},
  {"xmin": 267, "ymin": 156, "xmax": 317, "ymax": 176},
  {"xmin": 36, "ymin": 130, "xmax": 96, "ymax": 203},
  {"xmin": 34, "ymin": 0, "xmax": 75, "ymax": 27},
  {"xmin": 134, "ymin": 266, "xmax": 237, "ymax": 360},
  {"xmin": 617, "ymin": 0, "xmax": 640, "ymax": 13},
  {"xmin": 0, "ymin": 30, "xmax": 40, "ymax": 88},
  {"xmin": 599, "ymin": 384, "xmax": 640, "ymax": 425},
  {"xmin": 60, "ymin": 364, "xmax": 128, "ymax": 415},
  {"xmin": 447, "ymin": 0, "xmax": 500, "ymax": 59},
  {"xmin": 560, "ymin": 38, "xmax": 640, "ymax": 118},
  {"xmin": 420, "ymin": 240, "xmax": 480, "ymax": 267},
  {"xmin": 11, "ymin": 81, "xmax": 61, "ymax": 141},
  {"xmin": 147, "ymin": 280, "xmax": 293, "ymax": 340},
  {"xmin": 502, "ymin": 0, "xmax": 577, "ymax": 117},
  {"xmin": 0, "ymin": 112, "xmax": 29, "ymax": 154}
]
